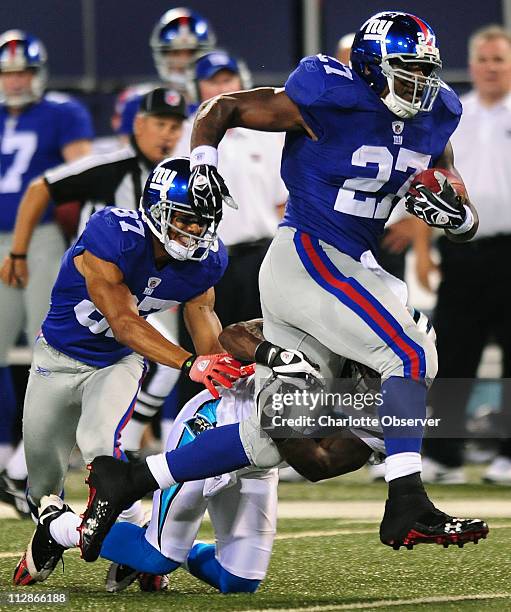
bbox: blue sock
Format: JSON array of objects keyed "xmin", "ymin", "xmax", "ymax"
[
  {"xmin": 165, "ymin": 423, "xmax": 250, "ymax": 482},
  {"xmin": 187, "ymin": 543, "xmax": 260, "ymax": 593},
  {"xmin": 0, "ymin": 367, "xmax": 17, "ymax": 444},
  {"xmin": 100, "ymin": 522, "xmax": 180, "ymax": 575},
  {"xmin": 380, "ymin": 376, "xmax": 427, "ymax": 456}
]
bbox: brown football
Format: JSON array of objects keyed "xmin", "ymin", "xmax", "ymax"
[{"xmin": 411, "ymin": 168, "xmax": 467, "ymax": 198}]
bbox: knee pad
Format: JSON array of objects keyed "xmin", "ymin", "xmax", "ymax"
[{"xmin": 381, "ymin": 329, "xmax": 437, "ymax": 387}]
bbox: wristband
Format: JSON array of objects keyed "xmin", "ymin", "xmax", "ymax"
[
  {"xmin": 448, "ymin": 206, "xmax": 474, "ymax": 235},
  {"xmin": 190, "ymin": 146, "xmax": 218, "ymax": 169},
  {"xmin": 254, "ymin": 340, "xmax": 280, "ymax": 367},
  {"xmin": 181, "ymin": 354, "xmax": 196, "ymax": 375},
  {"xmin": 10, "ymin": 252, "xmax": 27, "ymax": 260}
]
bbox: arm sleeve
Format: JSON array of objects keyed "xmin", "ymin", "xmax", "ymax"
[
  {"xmin": 56, "ymin": 100, "xmax": 95, "ymax": 149},
  {"xmin": 44, "ymin": 158, "xmax": 117, "ymax": 204}
]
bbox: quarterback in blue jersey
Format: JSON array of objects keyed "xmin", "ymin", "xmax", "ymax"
[
  {"xmin": 12, "ymin": 157, "xmax": 242, "ymax": 586},
  {"xmin": 0, "ymin": 30, "xmax": 93, "ymax": 479},
  {"xmin": 78, "ymin": 12, "xmax": 489, "ymax": 560}
]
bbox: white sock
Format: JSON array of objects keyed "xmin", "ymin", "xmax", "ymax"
[
  {"xmin": 49, "ymin": 511, "xmax": 81, "ymax": 548},
  {"xmin": 120, "ymin": 419, "xmax": 146, "ymax": 452},
  {"xmin": 6, "ymin": 440, "xmax": 27, "ymax": 480},
  {"xmin": 0, "ymin": 443, "xmax": 13, "ymax": 471},
  {"xmin": 146, "ymin": 453, "xmax": 175, "ymax": 489},
  {"xmin": 385, "ymin": 452, "xmax": 422, "ymax": 482},
  {"xmin": 119, "ymin": 499, "xmax": 145, "ymax": 525},
  {"xmin": 160, "ymin": 419, "xmax": 174, "ymax": 449}
]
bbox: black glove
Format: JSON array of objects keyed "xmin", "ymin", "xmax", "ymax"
[
  {"xmin": 188, "ymin": 164, "xmax": 237, "ymax": 225},
  {"xmin": 404, "ymin": 171, "xmax": 466, "ymax": 229},
  {"xmin": 255, "ymin": 340, "xmax": 321, "ymax": 379}
]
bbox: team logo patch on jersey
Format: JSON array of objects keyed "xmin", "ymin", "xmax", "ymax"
[
  {"xmin": 143, "ymin": 277, "xmax": 162, "ymax": 295},
  {"xmin": 392, "ymin": 121, "xmax": 404, "ymax": 145},
  {"xmin": 185, "ymin": 414, "xmax": 215, "ymax": 437}
]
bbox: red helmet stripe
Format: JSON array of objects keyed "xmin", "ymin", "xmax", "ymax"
[
  {"xmin": 8, "ymin": 39, "xmax": 18, "ymax": 58},
  {"xmin": 409, "ymin": 14, "xmax": 433, "ymax": 45}
]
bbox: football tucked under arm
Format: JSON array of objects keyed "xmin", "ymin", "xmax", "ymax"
[{"xmin": 404, "ymin": 168, "xmax": 474, "ymax": 234}]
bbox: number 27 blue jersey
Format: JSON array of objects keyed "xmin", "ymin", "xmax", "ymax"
[{"xmin": 281, "ymin": 54, "xmax": 462, "ymax": 260}]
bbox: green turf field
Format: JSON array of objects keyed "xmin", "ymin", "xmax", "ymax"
[{"xmin": 0, "ymin": 467, "xmax": 509, "ymax": 611}]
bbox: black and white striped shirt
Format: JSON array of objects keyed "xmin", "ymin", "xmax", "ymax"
[{"xmin": 44, "ymin": 138, "xmax": 153, "ymax": 236}]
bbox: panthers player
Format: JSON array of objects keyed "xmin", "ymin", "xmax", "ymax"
[
  {"xmin": 79, "ymin": 12, "xmax": 490, "ymax": 557},
  {"xmin": 12, "ymin": 157, "xmax": 241, "ymax": 586},
  {"xmin": 118, "ymin": 7, "xmax": 216, "ymax": 137},
  {"xmin": 0, "ymin": 30, "xmax": 92, "ymax": 487}
]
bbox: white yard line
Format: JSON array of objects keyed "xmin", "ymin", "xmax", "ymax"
[
  {"xmin": 253, "ymin": 592, "xmax": 511, "ymax": 611},
  {"xmin": 1, "ymin": 499, "xmax": 509, "ymax": 521}
]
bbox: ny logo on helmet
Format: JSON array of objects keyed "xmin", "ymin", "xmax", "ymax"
[
  {"xmin": 149, "ymin": 168, "xmax": 177, "ymax": 199},
  {"xmin": 362, "ymin": 18, "xmax": 393, "ymax": 41}
]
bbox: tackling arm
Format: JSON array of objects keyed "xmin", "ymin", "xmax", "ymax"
[
  {"xmin": 78, "ymin": 250, "xmax": 192, "ymax": 369},
  {"xmin": 183, "ymin": 288, "xmax": 224, "ymax": 355}
]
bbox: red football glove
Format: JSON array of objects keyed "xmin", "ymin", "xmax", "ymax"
[{"xmin": 182, "ymin": 353, "xmax": 241, "ymax": 398}]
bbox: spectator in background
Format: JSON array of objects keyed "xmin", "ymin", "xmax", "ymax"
[
  {"xmin": 0, "ymin": 30, "xmax": 93, "ymax": 485},
  {"xmin": 420, "ymin": 25, "xmax": 511, "ymax": 484}
]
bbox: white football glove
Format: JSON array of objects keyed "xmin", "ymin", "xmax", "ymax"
[
  {"xmin": 255, "ymin": 341, "xmax": 322, "ymax": 379},
  {"xmin": 188, "ymin": 164, "xmax": 237, "ymax": 225}
]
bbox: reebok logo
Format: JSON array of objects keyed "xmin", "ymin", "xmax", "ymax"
[{"xmin": 35, "ymin": 366, "xmax": 51, "ymax": 377}]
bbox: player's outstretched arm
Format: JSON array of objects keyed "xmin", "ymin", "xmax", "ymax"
[
  {"xmin": 183, "ymin": 288, "xmax": 224, "ymax": 355},
  {"xmin": 78, "ymin": 249, "xmax": 193, "ymax": 369},
  {"xmin": 435, "ymin": 141, "xmax": 479, "ymax": 243},
  {"xmin": 0, "ymin": 178, "xmax": 52, "ymax": 288},
  {"xmin": 218, "ymin": 318, "xmax": 264, "ymax": 361}
]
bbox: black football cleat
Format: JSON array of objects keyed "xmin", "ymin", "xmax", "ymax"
[
  {"xmin": 13, "ymin": 495, "xmax": 72, "ymax": 585},
  {"xmin": 138, "ymin": 572, "xmax": 169, "ymax": 592},
  {"xmin": 78, "ymin": 456, "xmax": 158, "ymax": 562},
  {"xmin": 105, "ymin": 562, "xmax": 140, "ymax": 593},
  {"xmin": 0, "ymin": 470, "xmax": 31, "ymax": 519},
  {"xmin": 380, "ymin": 492, "xmax": 489, "ymax": 549}
]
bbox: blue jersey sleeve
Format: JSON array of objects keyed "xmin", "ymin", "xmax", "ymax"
[
  {"xmin": 286, "ymin": 55, "xmax": 358, "ymax": 108},
  {"xmin": 118, "ymin": 96, "xmax": 141, "ymax": 135},
  {"xmin": 80, "ymin": 208, "xmax": 144, "ymax": 278},
  {"xmin": 285, "ymin": 55, "xmax": 359, "ymax": 137},
  {"xmin": 55, "ymin": 98, "xmax": 94, "ymax": 149}
]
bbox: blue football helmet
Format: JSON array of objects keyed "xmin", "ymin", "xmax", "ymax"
[
  {"xmin": 150, "ymin": 8, "xmax": 216, "ymax": 90},
  {"xmin": 0, "ymin": 30, "xmax": 47, "ymax": 106},
  {"xmin": 351, "ymin": 12, "xmax": 442, "ymax": 118},
  {"xmin": 140, "ymin": 157, "xmax": 218, "ymax": 261}
]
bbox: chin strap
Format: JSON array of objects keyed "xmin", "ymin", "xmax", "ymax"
[{"xmin": 381, "ymin": 92, "xmax": 418, "ymax": 119}]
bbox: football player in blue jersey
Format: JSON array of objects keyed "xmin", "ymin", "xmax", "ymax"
[
  {"xmin": 118, "ymin": 7, "xmax": 216, "ymax": 137},
  {"xmin": 0, "ymin": 30, "xmax": 93, "ymax": 490},
  {"xmin": 78, "ymin": 11, "xmax": 489, "ymax": 558},
  {"xmin": 12, "ymin": 157, "xmax": 242, "ymax": 586}
]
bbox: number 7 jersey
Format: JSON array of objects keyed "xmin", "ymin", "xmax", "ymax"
[
  {"xmin": 41, "ymin": 207, "xmax": 227, "ymax": 367},
  {"xmin": 281, "ymin": 54, "xmax": 462, "ymax": 259}
]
